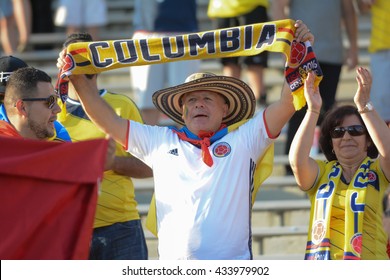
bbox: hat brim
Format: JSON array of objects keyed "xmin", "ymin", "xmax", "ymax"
[{"xmin": 152, "ymin": 76, "xmax": 256, "ymax": 126}]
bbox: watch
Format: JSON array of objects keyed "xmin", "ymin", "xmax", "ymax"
[{"xmin": 358, "ymin": 101, "xmax": 374, "ymax": 114}]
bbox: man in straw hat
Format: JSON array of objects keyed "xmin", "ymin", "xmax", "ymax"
[{"xmin": 58, "ymin": 20, "xmax": 313, "ymax": 259}]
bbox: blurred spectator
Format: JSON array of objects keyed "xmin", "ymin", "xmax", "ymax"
[
  {"xmin": 208, "ymin": 0, "xmax": 270, "ymax": 107},
  {"xmin": 54, "ymin": 0, "xmax": 107, "ymax": 40},
  {"xmin": 13, "ymin": 0, "xmax": 31, "ymax": 52},
  {"xmin": 0, "ymin": 0, "xmax": 15, "ymax": 54},
  {"xmin": 358, "ymin": 0, "xmax": 390, "ymax": 125},
  {"xmin": 0, "ymin": 0, "xmax": 32, "ymax": 54},
  {"xmin": 272, "ymin": 0, "xmax": 358, "ymax": 173},
  {"xmin": 130, "ymin": 0, "xmax": 200, "ymax": 125},
  {"xmin": 30, "ymin": 0, "xmax": 54, "ymax": 50}
]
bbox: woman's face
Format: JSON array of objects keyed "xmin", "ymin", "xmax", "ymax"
[{"xmin": 331, "ymin": 114, "xmax": 369, "ymax": 162}]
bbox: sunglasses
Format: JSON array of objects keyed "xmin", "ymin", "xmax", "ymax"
[
  {"xmin": 21, "ymin": 95, "xmax": 58, "ymax": 109},
  {"xmin": 330, "ymin": 125, "xmax": 366, "ymax": 138}
]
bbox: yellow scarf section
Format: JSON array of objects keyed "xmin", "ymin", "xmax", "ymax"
[
  {"xmin": 305, "ymin": 158, "xmax": 374, "ymax": 260},
  {"xmin": 145, "ymin": 119, "xmax": 274, "ymax": 236},
  {"xmin": 61, "ymin": 19, "xmax": 322, "ymax": 110}
]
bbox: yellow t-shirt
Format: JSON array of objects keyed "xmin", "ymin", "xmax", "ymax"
[
  {"xmin": 307, "ymin": 159, "xmax": 389, "ymax": 259},
  {"xmin": 208, "ymin": 0, "xmax": 269, "ymax": 18},
  {"xmin": 60, "ymin": 90, "xmax": 143, "ymax": 228},
  {"xmin": 369, "ymin": 0, "xmax": 390, "ymax": 53}
]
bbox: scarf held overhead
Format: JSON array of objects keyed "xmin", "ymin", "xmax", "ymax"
[{"xmin": 58, "ymin": 19, "xmax": 322, "ymax": 110}]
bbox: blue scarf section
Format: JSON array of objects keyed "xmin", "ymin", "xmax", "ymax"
[{"xmin": 170, "ymin": 125, "xmax": 228, "ymax": 144}]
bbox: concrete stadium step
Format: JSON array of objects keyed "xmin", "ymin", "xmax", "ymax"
[
  {"xmin": 142, "ymin": 225, "xmax": 308, "ymax": 259},
  {"xmin": 132, "ymin": 175, "xmax": 301, "ymax": 196},
  {"xmin": 137, "ymin": 199, "xmax": 310, "ymax": 217}
]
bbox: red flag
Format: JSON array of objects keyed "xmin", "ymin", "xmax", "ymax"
[{"xmin": 0, "ymin": 137, "xmax": 108, "ymax": 260}]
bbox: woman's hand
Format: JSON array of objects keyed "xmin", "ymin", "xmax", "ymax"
[
  {"xmin": 304, "ymin": 71, "xmax": 322, "ymax": 114},
  {"xmin": 354, "ymin": 67, "xmax": 372, "ymax": 110}
]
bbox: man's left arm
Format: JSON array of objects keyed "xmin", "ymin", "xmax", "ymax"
[
  {"xmin": 112, "ymin": 156, "xmax": 152, "ymax": 178},
  {"xmin": 111, "ymin": 96, "xmax": 153, "ymax": 178}
]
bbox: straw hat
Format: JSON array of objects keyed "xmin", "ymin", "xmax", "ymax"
[{"xmin": 152, "ymin": 73, "xmax": 256, "ymax": 126}]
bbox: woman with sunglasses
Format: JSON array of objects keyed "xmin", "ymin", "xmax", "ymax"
[{"xmin": 289, "ymin": 67, "xmax": 390, "ymax": 260}]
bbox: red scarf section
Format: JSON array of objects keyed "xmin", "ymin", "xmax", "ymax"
[{"xmin": 173, "ymin": 125, "xmax": 226, "ymax": 167}]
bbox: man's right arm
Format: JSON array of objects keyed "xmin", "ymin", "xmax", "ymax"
[{"xmin": 69, "ymin": 74, "xmax": 129, "ymax": 147}]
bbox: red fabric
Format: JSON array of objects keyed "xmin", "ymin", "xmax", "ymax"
[
  {"xmin": 173, "ymin": 130, "xmax": 215, "ymax": 167},
  {"xmin": 0, "ymin": 120, "xmax": 22, "ymax": 138},
  {"xmin": 0, "ymin": 136, "xmax": 108, "ymax": 259},
  {"xmin": 387, "ymin": 240, "xmax": 390, "ymax": 258},
  {"xmin": 198, "ymin": 131, "xmax": 214, "ymax": 167}
]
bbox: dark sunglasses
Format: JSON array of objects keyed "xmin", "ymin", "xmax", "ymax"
[
  {"xmin": 21, "ymin": 95, "xmax": 58, "ymax": 109},
  {"xmin": 330, "ymin": 125, "xmax": 366, "ymax": 138}
]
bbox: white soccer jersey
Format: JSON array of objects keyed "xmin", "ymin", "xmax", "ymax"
[{"xmin": 127, "ymin": 111, "xmax": 273, "ymax": 259}]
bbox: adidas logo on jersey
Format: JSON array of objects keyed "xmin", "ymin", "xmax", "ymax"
[{"xmin": 168, "ymin": 148, "xmax": 178, "ymax": 156}]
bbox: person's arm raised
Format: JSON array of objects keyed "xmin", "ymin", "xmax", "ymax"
[
  {"xmin": 354, "ymin": 67, "xmax": 390, "ymax": 180},
  {"xmin": 68, "ymin": 74, "xmax": 129, "ymax": 147},
  {"xmin": 289, "ymin": 72, "xmax": 322, "ymax": 191},
  {"xmin": 264, "ymin": 81, "xmax": 295, "ymax": 138},
  {"xmin": 264, "ymin": 19, "xmax": 314, "ymax": 137}
]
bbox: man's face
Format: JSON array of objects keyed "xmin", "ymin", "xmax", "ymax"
[
  {"xmin": 181, "ymin": 90, "xmax": 228, "ymax": 134},
  {"xmin": 23, "ymin": 82, "xmax": 61, "ymax": 140}
]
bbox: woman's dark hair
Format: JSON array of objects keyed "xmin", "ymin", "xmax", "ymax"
[{"xmin": 319, "ymin": 105, "xmax": 378, "ymax": 161}]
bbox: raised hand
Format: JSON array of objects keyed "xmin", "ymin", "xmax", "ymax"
[
  {"xmin": 354, "ymin": 67, "xmax": 372, "ymax": 110},
  {"xmin": 304, "ymin": 71, "xmax": 322, "ymax": 114}
]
